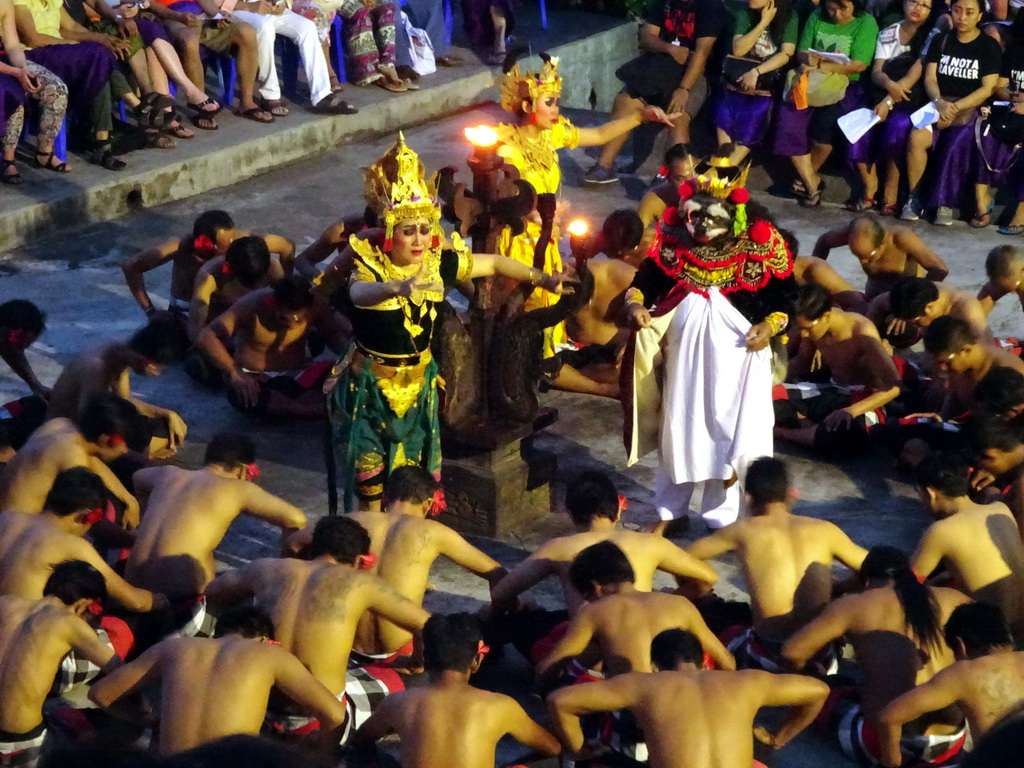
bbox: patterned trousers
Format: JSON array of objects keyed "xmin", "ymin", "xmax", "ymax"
[
  {"xmin": 338, "ymin": 0, "xmax": 397, "ymax": 85},
  {"xmin": 3, "ymin": 63, "xmax": 68, "ymax": 151}
]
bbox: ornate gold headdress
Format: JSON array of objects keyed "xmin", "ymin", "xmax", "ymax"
[
  {"xmin": 363, "ymin": 132, "xmax": 441, "ymax": 251},
  {"xmin": 499, "ymin": 55, "xmax": 563, "ymax": 113},
  {"xmin": 692, "ymin": 153, "xmax": 751, "ymax": 200}
]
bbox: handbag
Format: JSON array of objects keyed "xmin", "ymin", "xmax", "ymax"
[
  {"xmin": 723, "ymin": 55, "xmax": 784, "ymax": 96},
  {"xmin": 986, "ymin": 103, "xmax": 1024, "ymax": 146},
  {"xmin": 785, "ymin": 68, "xmax": 848, "ymax": 107}
]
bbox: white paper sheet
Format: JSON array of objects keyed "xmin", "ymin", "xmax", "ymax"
[
  {"xmin": 911, "ymin": 102, "xmax": 940, "ymax": 130},
  {"xmin": 838, "ymin": 108, "xmax": 881, "ymax": 144},
  {"xmin": 807, "ymin": 49, "xmax": 851, "ymax": 65}
]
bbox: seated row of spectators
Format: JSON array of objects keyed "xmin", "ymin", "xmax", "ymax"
[
  {"xmin": 588, "ymin": 0, "xmax": 1024, "ymax": 233},
  {"xmin": 0, "ymin": 0, "xmax": 507, "ymax": 180}
]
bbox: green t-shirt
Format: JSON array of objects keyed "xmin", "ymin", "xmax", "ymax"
[
  {"xmin": 732, "ymin": 7, "xmax": 799, "ymax": 60},
  {"xmin": 798, "ymin": 9, "xmax": 879, "ymax": 81}
]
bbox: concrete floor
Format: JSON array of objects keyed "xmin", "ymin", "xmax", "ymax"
[{"xmin": 1, "ymin": 104, "xmax": 1020, "ymax": 768}]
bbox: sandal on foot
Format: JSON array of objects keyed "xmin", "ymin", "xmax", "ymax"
[
  {"xmin": 135, "ymin": 92, "xmax": 178, "ymax": 129},
  {"xmin": 970, "ymin": 201, "xmax": 994, "ymax": 229},
  {"xmin": 377, "ymin": 78, "xmax": 407, "ymax": 92},
  {"xmin": 257, "ymin": 98, "xmax": 289, "ymax": 117},
  {"xmin": 799, "ymin": 180, "xmax": 825, "ymax": 208},
  {"xmin": 90, "ymin": 144, "xmax": 127, "ymax": 171},
  {"xmin": 144, "ymin": 130, "xmax": 177, "ymax": 150},
  {"xmin": 880, "ymin": 203, "xmax": 898, "ymax": 216},
  {"xmin": 311, "ymin": 94, "xmax": 358, "ymax": 115},
  {"xmin": 238, "ymin": 106, "xmax": 274, "ymax": 123},
  {"xmin": 999, "ymin": 223, "xmax": 1024, "ymax": 236},
  {"xmin": 33, "ymin": 150, "xmax": 69, "ymax": 174},
  {"xmin": 845, "ymin": 197, "xmax": 875, "ymax": 213},
  {"xmin": 163, "ymin": 121, "xmax": 195, "ymax": 139},
  {"xmin": 1, "ymin": 159, "xmax": 23, "ymax": 185},
  {"xmin": 188, "ymin": 96, "xmax": 222, "ymax": 114},
  {"xmin": 191, "ymin": 112, "xmax": 219, "ymax": 131},
  {"xmin": 791, "ymin": 179, "xmax": 806, "ymax": 196}
]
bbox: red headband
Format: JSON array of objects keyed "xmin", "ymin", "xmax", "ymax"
[
  {"xmin": 80, "ymin": 507, "xmax": 105, "ymax": 526},
  {"xmin": 193, "ymin": 234, "xmax": 217, "ymax": 258},
  {"xmin": 86, "ymin": 600, "xmax": 103, "ymax": 615},
  {"xmin": 358, "ymin": 553, "xmax": 377, "ymax": 570},
  {"xmin": 220, "ymin": 262, "xmax": 232, "ymax": 276},
  {"xmin": 430, "ymin": 488, "xmax": 446, "ymax": 517},
  {"xmin": 244, "ymin": 463, "xmax": 260, "ymax": 482},
  {"xmin": 110, "ymin": 435, "xmax": 125, "ymax": 448}
]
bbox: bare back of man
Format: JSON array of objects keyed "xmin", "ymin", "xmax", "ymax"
[
  {"xmin": 126, "ymin": 466, "xmax": 305, "ymax": 600},
  {"xmin": 210, "ymin": 558, "xmax": 428, "ymax": 695},
  {"xmin": 0, "ymin": 595, "xmax": 116, "ymax": 734},
  {"xmin": 0, "ymin": 420, "xmax": 130, "ymax": 517},
  {"xmin": 922, "ymin": 653, "xmax": 1024, "ymax": 737},
  {"xmin": 362, "ymin": 684, "xmax": 553, "ymax": 768},
  {"xmin": 501, "ymin": 529, "xmax": 717, "ymax": 615},
  {"xmin": 47, "ymin": 352, "xmax": 123, "ymax": 422},
  {"xmin": 91, "ymin": 635, "xmax": 344, "ymax": 755},
  {"xmin": 912, "ymin": 501, "xmax": 1024, "ymax": 633},
  {"xmin": 188, "ymin": 256, "xmax": 287, "ymax": 342},
  {"xmin": 351, "ymin": 511, "xmax": 500, "ymax": 655},
  {"xmin": 793, "ymin": 257, "xmax": 864, "ymax": 311},
  {"xmin": 807, "ymin": 310, "xmax": 890, "ymax": 387},
  {"xmin": 690, "ymin": 514, "xmax": 866, "ymax": 640},
  {"xmin": 566, "ymin": 259, "xmax": 637, "ymax": 347}
]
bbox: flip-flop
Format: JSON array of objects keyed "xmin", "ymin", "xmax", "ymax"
[
  {"xmin": 188, "ymin": 97, "xmax": 222, "ymax": 114},
  {"xmin": 257, "ymin": 98, "xmax": 289, "ymax": 117},
  {"xmin": 970, "ymin": 201, "xmax": 994, "ymax": 229},
  {"xmin": 311, "ymin": 95, "xmax": 358, "ymax": 115},
  {"xmin": 238, "ymin": 106, "xmax": 274, "ymax": 124},
  {"xmin": 799, "ymin": 179, "xmax": 825, "ymax": 208},
  {"xmin": 164, "ymin": 121, "xmax": 195, "ymax": 139},
  {"xmin": 191, "ymin": 113, "xmax": 219, "ymax": 131},
  {"xmin": 845, "ymin": 197, "xmax": 875, "ymax": 213},
  {"xmin": 999, "ymin": 224, "xmax": 1024, "ymax": 236}
]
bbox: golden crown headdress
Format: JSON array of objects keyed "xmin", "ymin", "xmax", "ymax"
[
  {"xmin": 692, "ymin": 153, "xmax": 751, "ymax": 199},
  {"xmin": 363, "ymin": 132, "xmax": 441, "ymax": 250},
  {"xmin": 499, "ymin": 55, "xmax": 563, "ymax": 113}
]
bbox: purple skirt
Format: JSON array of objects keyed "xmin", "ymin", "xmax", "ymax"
[
  {"xmin": 974, "ymin": 126, "xmax": 1021, "ymax": 186},
  {"xmin": 772, "ymin": 82, "xmax": 866, "ymax": 157},
  {"xmin": 712, "ymin": 89, "xmax": 774, "ymax": 148},
  {"xmin": 460, "ymin": 0, "xmax": 515, "ymax": 50},
  {"xmin": 0, "ymin": 73, "xmax": 28, "ymax": 138},
  {"xmin": 848, "ymin": 109, "xmax": 913, "ymax": 166},
  {"xmin": 24, "ymin": 43, "xmax": 113, "ymax": 116},
  {"xmin": 925, "ymin": 118, "xmax": 977, "ymax": 209},
  {"xmin": 136, "ymin": 17, "xmax": 171, "ymax": 46}
]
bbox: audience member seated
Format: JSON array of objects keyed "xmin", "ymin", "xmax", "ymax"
[
  {"xmin": 688, "ymin": 457, "xmax": 867, "ymax": 673},
  {"xmin": 0, "ymin": 468, "xmax": 164, "ymax": 613},
  {"xmin": 782, "ymin": 546, "xmax": 972, "ymax": 768},
  {"xmin": 341, "ymin": 466, "xmax": 504, "ymax": 662},
  {"xmin": 994, "ymin": 18, "xmax": 1024, "ymax": 236},
  {"xmin": 151, "ymin": 0, "xmax": 271, "ymax": 125},
  {"xmin": 88, "ymin": 605, "xmax": 347, "ymax": 755},
  {"xmin": 0, "ymin": 393, "xmax": 140, "ymax": 522},
  {"xmin": 46, "ymin": 316, "xmax": 189, "ymax": 459},
  {"xmin": 125, "ymin": 432, "xmax": 305, "ymax": 607},
  {"xmin": 0, "ymin": 560, "xmax": 121, "ymax": 768},
  {"xmin": 637, "ymin": 144, "xmax": 695, "ymax": 227},
  {"xmin": 878, "ymin": 603, "xmax": 1024, "ymax": 767},
  {"xmin": 583, "ymin": 0, "xmax": 724, "ymax": 185},
  {"xmin": 902, "ymin": 0, "xmax": 1000, "ymax": 225},
  {"xmin": 546, "ymin": 628, "xmax": 829, "ymax": 768},
  {"xmin": 774, "ymin": 285, "xmax": 900, "ymax": 455},
  {"xmin": 911, "ymin": 452, "xmax": 1024, "ymax": 634},
  {"xmin": 188, "ymin": 234, "xmax": 288, "ymax": 343},
  {"xmin": 197, "ymin": 276, "xmax": 349, "ymax": 418},
  {"xmin": 535, "ymin": 541, "xmax": 734, "ymax": 687},
  {"xmin": 0, "ymin": 299, "xmax": 49, "ymax": 400},
  {"xmin": 350, "ymin": 613, "xmax": 561, "ymax": 768},
  {"xmin": 812, "ymin": 213, "xmax": 949, "ymax": 298},
  {"xmin": 921, "ymin": 317, "xmax": 1024, "ymax": 419},
  {"xmin": 206, "ymin": 516, "xmax": 428, "ymax": 743},
  {"xmin": 461, "ymin": 0, "xmax": 513, "ymax": 64},
  {"xmin": 230, "ymin": 0, "xmax": 356, "ymax": 114},
  {"xmin": 772, "ymin": 0, "xmax": 879, "ymax": 207},
  {"xmin": 851, "ymin": 0, "xmax": 935, "ymax": 214},
  {"xmin": 713, "ymin": 0, "xmax": 798, "ymax": 164},
  {"xmin": 334, "ymin": 0, "xmax": 407, "ymax": 92},
  {"xmin": 0, "ymin": 0, "xmax": 69, "ymax": 184},
  {"xmin": 871, "ymin": 276, "xmax": 992, "ymax": 346}
]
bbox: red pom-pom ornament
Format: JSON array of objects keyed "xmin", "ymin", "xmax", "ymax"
[
  {"xmin": 662, "ymin": 206, "xmax": 680, "ymax": 226},
  {"xmin": 677, "ymin": 181, "xmax": 695, "ymax": 202},
  {"xmin": 749, "ymin": 220, "xmax": 772, "ymax": 244},
  {"xmin": 728, "ymin": 188, "xmax": 749, "ymax": 205}
]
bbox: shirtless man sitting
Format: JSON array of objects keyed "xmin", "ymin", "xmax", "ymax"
[
  {"xmin": 793, "ymin": 256, "xmax": 865, "ymax": 312},
  {"xmin": 346, "ymin": 466, "xmax": 504, "ymax": 663},
  {"xmin": 922, "ymin": 317, "xmax": 1024, "ymax": 421},
  {"xmin": 912, "ymin": 452, "xmax": 1024, "ymax": 635},
  {"xmin": 46, "ymin": 317, "xmax": 188, "ymax": 459},
  {"xmin": 0, "ymin": 468, "xmax": 163, "ymax": 613},
  {"xmin": 490, "ymin": 471, "xmax": 717, "ymax": 661},
  {"xmin": 782, "ymin": 546, "xmax": 972, "ymax": 767},
  {"xmin": 0, "ymin": 393, "xmax": 140, "ymax": 523},
  {"xmin": 89, "ymin": 605, "xmax": 347, "ymax": 756},
  {"xmin": 774, "ymin": 285, "xmax": 900, "ymax": 456},
  {"xmin": 294, "ymin": 212, "xmax": 372, "ymax": 281},
  {"xmin": 0, "ymin": 561, "xmax": 121, "ymax": 768},
  {"xmin": 870, "ymin": 277, "xmax": 992, "ymax": 348},
  {"xmin": 188, "ymin": 235, "xmax": 288, "ymax": 343},
  {"xmin": 123, "ymin": 210, "xmax": 294, "ymax": 328},
  {"xmin": 126, "ymin": 433, "xmax": 306, "ymax": 606},
  {"xmin": 0, "ymin": 299, "xmax": 50, "ymax": 401},
  {"xmin": 978, "ymin": 245, "xmax": 1024, "ymax": 317},
  {"xmin": 969, "ymin": 417, "xmax": 1024, "ymax": 531},
  {"xmin": 197, "ymin": 276, "xmax": 349, "ymax": 418},
  {"xmin": 350, "ymin": 613, "xmax": 561, "ymax": 768},
  {"xmin": 535, "ymin": 541, "xmax": 734, "ymax": 686},
  {"xmin": 688, "ymin": 457, "xmax": 867, "ymax": 673},
  {"xmin": 206, "ymin": 517, "xmax": 429, "ymax": 742},
  {"xmin": 812, "ymin": 213, "xmax": 948, "ymax": 299},
  {"xmin": 878, "ymin": 603, "xmax": 1024, "ymax": 768},
  {"xmin": 547, "ymin": 628, "xmax": 829, "ymax": 768},
  {"xmin": 637, "ymin": 144, "xmax": 694, "ymax": 228}
]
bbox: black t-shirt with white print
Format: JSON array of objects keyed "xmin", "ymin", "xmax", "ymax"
[
  {"xmin": 1001, "ymin": 44, "xmax": 1024, "ymax": 94},
  {"xmin": 925, "ymin": 30, "xmax": 1002, "ymax": 101}
]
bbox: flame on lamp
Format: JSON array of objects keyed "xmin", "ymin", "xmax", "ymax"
[
  {"xmin": 464, "ymin": 125, "xmax": 499, "ymax": 147},
  {"xmin": 567, "ymin": 219, "xmax": 589, "ymax": 237}
]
